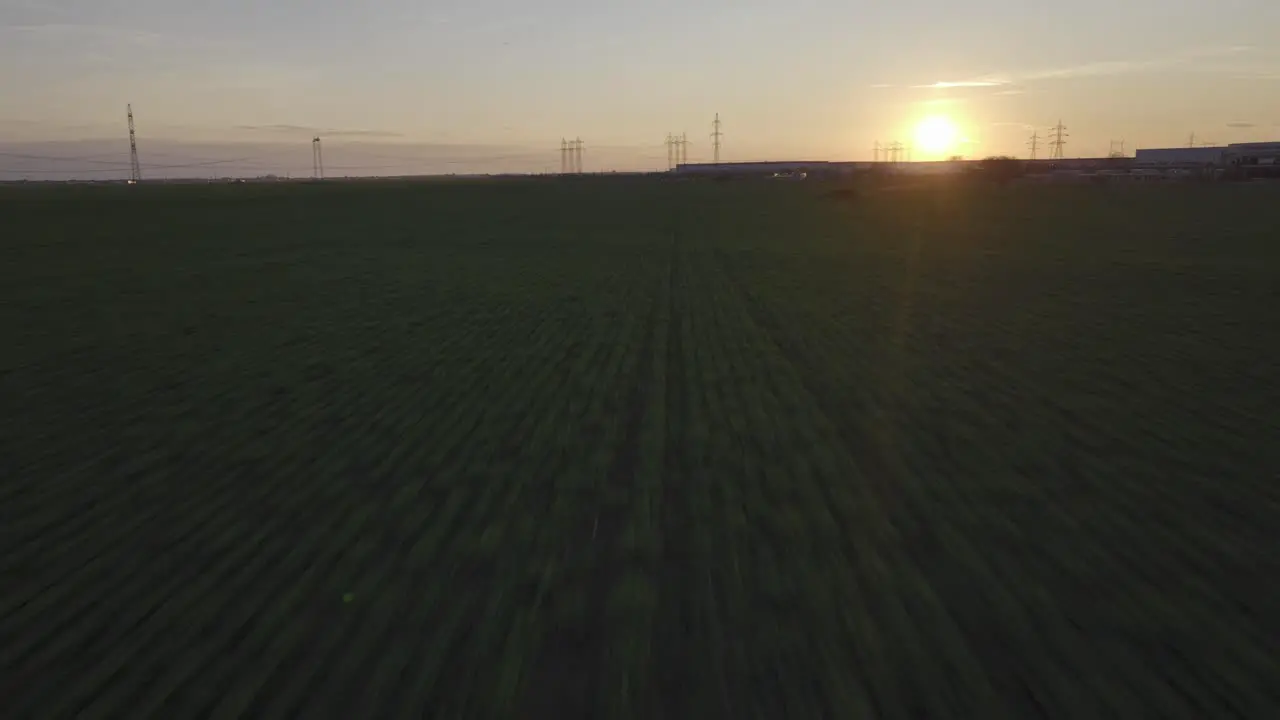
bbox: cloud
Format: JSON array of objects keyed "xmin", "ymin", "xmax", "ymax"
[
  {"xmin": 1226, "ymin": 122, "xmax": 1255, "ymax": 129},
  {"xmin": 1032, "ymin": 46, "xmax": 1256, "ymax": 80},
  {"xmin": 993, "ymin": 89, "xmax": 1025, "ymax": 96},
  {"xmin": 992, "ymin": 122, "xmax": 1034, "ymax": 129},
  {"xmin": 912, "ymin": 45, "xmax": 1261, "ymax": 91},
  {"xmin": 869, "ymin": 83, "xmax": 894, "ymax": 89},
  {"xmin": 913, "ymin": 79, "xmax": 1009, "ymax": 89},
  {"xmin": 1023, "ymin": 59, "xmax": 1167, "ymax": 81},
  {"xmin": 0, "ymin": 22, "xmax": 171, "ymax": 47},
  {"xmin": 0, "ymin": 0, "xmax": 70, "ymax": 25},
  {"xmin": 235, "ymin": 125, "xmax": 404, "ymax": 138}
]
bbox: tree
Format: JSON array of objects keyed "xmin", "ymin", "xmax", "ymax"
[{"xmin": 975, "ymin": 155, "xmax": 1027, "ymax": 183}]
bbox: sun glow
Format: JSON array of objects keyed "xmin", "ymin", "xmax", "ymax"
[{"xmin": 914, "ymin": 116, "xmax": 960, "ymax": 156}]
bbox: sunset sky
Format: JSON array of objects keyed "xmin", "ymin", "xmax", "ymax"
[{"xmin": 2, "ymin": 0, "xmax": 1278, "ymax": 177}]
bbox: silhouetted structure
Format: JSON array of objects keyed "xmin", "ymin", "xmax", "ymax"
[
  {"xmin": 711, "ymin": 113, "xmax": 723, "ymax": 164},
  {"xmin": 127, "ymin": 105, "xmax": 142, "ymax": 183},
  {"xmin": 1050, "ymin": 121, "xmax": 1068, "ymax": 159},
  {"xmin": 312, "ymin": 137, "xmax": 324, "ymax": 179}
]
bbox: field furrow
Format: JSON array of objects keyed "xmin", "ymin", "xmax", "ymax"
[{"xmin": 2, "ymin": 179, "xmax": 1277, "ymax": 718}]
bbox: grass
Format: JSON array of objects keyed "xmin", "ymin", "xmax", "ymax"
[{"xmin": 1, "ymin": 177, "xmax": 1278, "ymax": 718}]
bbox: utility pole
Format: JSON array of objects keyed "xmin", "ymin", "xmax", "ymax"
[
  {"xmin": 312, "ymin": 136, "xmax": 324, "ymax": 179},
  {"xmin": 1027, "ymin": 131, "xmax": 1040, "ymax": 160},
  {"xmin": 127, "ymin": 104, "xmax": 142, "ymax": 182},
  {"xmin": 561, "ymin": 139, "xmax": 567, "ymax": 174},
  {"xmin": 1049, "ymin": 120, "xmax": 1068, "ymax": 160},
  {"xmin": 711, "ymin": 113, "xmax": 723, "ymax": 164},
  {"xmin": 1187, "ymin": 132, "xmax": 1196, "ymax": 148},
  {"xmin": 679, "ymin": 132, "xmax": 689, "ymax": 166},
  {"xmin": 665, "ymin": 133, "xmax": 676, "ymax": 170},
  {"xmin": 572, "ymin": 138, "xmax": 583, "ymax": 174}
]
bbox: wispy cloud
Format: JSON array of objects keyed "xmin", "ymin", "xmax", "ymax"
[
  {"xmin": 1024, "ymin": 58, "xmax": 1168, "ymax": 81},
  {"xmin": 0, "ymin": 22, "xmax": 170, "ymax": 46},
  {"xmin": 1226, "ymin": 121, "xmax": 1256, "ymax": 129},
  {"xmin": 869, "ymin": 83, "xmax": 894, "ymax": 89},
  {"xmin": 914, "ymin": 79, "xmax": 1009, "ymax": 89},
  {"xmin": 915, "ymin": 45, "xmax": 1259, "ymax": 90},
  {"xmin": 993, "ymin": 89, "xmax": 1025, "ymax": 96},
  {"xmin": 0, "ymin": 0, "xmax": 70, "ymax": 26},
  {"xmin": 1047, "ymin": 46, "xmax": 1254, "ymax": 79},
  {"xmin": 235, "ymin": 124, "xmax": 404, "ymax": 138}
]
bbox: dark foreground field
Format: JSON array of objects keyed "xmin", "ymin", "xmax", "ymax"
[{"xmin": 2, "ymin": 178, "xmax": 1278, "ymax": 718}]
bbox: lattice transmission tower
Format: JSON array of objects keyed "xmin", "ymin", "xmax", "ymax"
[
  {"xmin": 1049, "ymin": 120, "xmax": 1068, "ymax": 160},
  {"xmin": 312, "ymin": 137, "xmax": 324, "ymax": 179},
  {"xmin": 127, "ymin": 104, "xmax": 142, "ymax": 183},
  {"xmin": 711, "ymin": 113, "xmax": 723, "ymax": 164}
]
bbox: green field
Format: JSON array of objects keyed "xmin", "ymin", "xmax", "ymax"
[{"xmin": 2, "ymin": 178, "xmax": 1278, "ymax": 718}]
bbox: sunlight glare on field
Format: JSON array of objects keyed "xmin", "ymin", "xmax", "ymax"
[{"xmin": 913, "ymin": 116, "xmax": 960, "ymax": 157}]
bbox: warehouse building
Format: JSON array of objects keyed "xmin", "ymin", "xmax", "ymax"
[
  {"xmin": 672, "ymin": 161, "xmax": 860, "ymax": 177},
  {"xmin": 1225, "ymin": 142, "xmax": 1280, "ymax": 165},
  {"xmin": 1134, "ymin": 146, "xmax": 1228, "ymax": 166},
  {"xmin": 1134, "ymin": 142, "xmax": 1280, "ymax": 167}
]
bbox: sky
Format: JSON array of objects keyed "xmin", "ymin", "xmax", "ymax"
[{"xmin": 2, "ymin": 0, "xmax": 1279, "ymax": 178}]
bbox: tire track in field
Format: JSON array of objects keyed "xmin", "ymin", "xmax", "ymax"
[
  {"xmin": 712, "ymin": 245, "xmax": 1248, "ymax": 717},
  {"xmin": 524, "ymin": 258, "xmax": 665, "ymax": 719},
  {"xmin": 586, "ymin": 259, "xmax": 663, "ymax": 718},
  {"xmin": 710, "ymin": 246, "xmax": 1002, "ymax": 716},
  {"xmin": 267, "ymin": 311, "xmax": 589, "ymax": 718},
  {"xmin": 714, "ymin": 248, "xmax": 903, "ymax": 500},
  {"xmin": 656, "ymin": 231, "xmax": 693, "ymax": 720}
]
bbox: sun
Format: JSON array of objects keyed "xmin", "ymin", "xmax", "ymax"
[{"xmin": 914, "ymin": 116, "xmax": 960, "ymax": 156}]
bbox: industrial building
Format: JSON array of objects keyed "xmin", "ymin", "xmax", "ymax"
[
  {"xmin": 670, "ymin": 140, "xmax": 1279, "ymax": 182},
  {"xmin": 1134, "ymin": 142, "xmax": 1280, "ymax": 169},
  {"xmin": 672, "ymin": 160, "xmax": 865, "ymax": 177},
  {"xmin": 673, "ymin": 157, "xmax": 1115, "ymax": 178},
  {"xmin": 1134, "ymin": 146, "xmax": 1227, "ymax": 166}
]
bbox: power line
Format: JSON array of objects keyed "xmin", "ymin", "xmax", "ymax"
[
  {"xmin": 0, "ymin": 156, "xmax": 267, "ymax": 176},
  {"xmin": 2, "ymin": 151, "xmax": 567, "ymax": 178},
  {"xmin": 0, "ymin": 152, "xmax": 129, "ymax": 164}
]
